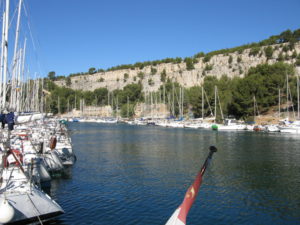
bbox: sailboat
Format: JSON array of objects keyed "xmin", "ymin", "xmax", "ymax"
[
  {"xmin": 0, "ymin": 156, "xmax": 64, "ymax": 224},
  {"xmin": 211, "ymin": 86, "xmax": 246, "ymax": 131},
  {"xmin": 278, "ymin": 74, "xmax": 300, "ymax": 133},
  {"xmin": 197, "ymin": 86, "xmax": 214, "ymax": 129},
  {"xmin": 0, "ymin": 0, "xmax": 65, "ymax": 223}
]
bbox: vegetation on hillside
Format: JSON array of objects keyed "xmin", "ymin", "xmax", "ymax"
[{"xmin": 45, "ymin": 62, "xmax": 298, "ymax": 121}]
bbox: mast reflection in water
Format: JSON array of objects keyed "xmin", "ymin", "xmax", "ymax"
[{"xmin": 45, "ymin": 123, "xmax": 300, "ymax": 225}]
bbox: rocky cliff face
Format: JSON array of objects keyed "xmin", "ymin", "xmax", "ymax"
[{"xmin": 55, "ymin": 42, "xmax": 300, "ymax": 92}]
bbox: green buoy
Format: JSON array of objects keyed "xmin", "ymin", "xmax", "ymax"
[{"xmin": 212, "ymin": 124, "xmax": 218, "ymax": 130}]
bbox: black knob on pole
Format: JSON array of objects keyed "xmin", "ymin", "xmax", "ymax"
[{"xmin": 209, "ymin": 146, "xmax": 217, "ymax": 153}]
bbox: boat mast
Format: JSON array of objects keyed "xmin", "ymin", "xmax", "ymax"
[
  {"xmin": 16, "ymin": 49, "xmax": 22, "ymax": 112},
  {"xmin": 297, "ymin": 75, "xmax": 299, "ymax": 119},
  {"xmin": 127, "ymin": 96, "xmax": 129, "ymax": 118},
  {"xmin": 179, "ymin": 87, "xmax": 182, "ymax": 118},
  {"xmin": 216, "ymin": 86, "xmax": 224, "ymax": 121},
  {"xmin": 181, "ymin": 87, "xmax": 184, "ymax": 118},
  {"xmin": 202, "ymin": 86, "xmax": 204, "ymax": 120},
  {"xmin": 2, "ymin": 0, "xmax": 9, "ymax": 109},
  {"xmin": 278, "ymin": 88, "xmax": 281, "ymax": 119},
  {"xmin": 0, "ymin": 11, "xmax": 5, "ymax": 107},
  {"xmin": 253, "ymin": 96, "xmax": 256, "ymax": 122},
  {"xmin": 10, "ymin": 0, "xmax": 23, "ymax": 111},
  {"xmin": 41, "ymin": 78, "xmax": 44, "ymax": 113},
  {"xmin": 172, "ymin": 82, "xmax": 175, "ymax": 117},
  {"xmin": 286, "ymin": 73, "xmax": 289, "ymax": 120},
  {"xmin": 163, "ymin": 84, "xmax": 166, "ymax": 117},
  {"xmin": 116, "ymin": 96, "xmax": 119, "ymax": 118},
  {"xmin": 214, "ymin": 85, "xmax": 217, "ymax": 121},
  {"xmin": 20, "ymin": 39, "xmax": 27, "ymax": 112},
  {"xmin": 58, "ymin": 96, "xmax": 60, "ymax": 114},
  {"xmin": 151, "ymin": 91, "xmax": 153, "ymax": 119}
]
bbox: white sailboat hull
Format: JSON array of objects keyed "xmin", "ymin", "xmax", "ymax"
[{"xmin": 0, "ymin": 185, "xmax": 64, "ymax": 224}]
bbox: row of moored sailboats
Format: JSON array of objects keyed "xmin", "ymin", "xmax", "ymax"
[
  {"xmin": 121, "ymin": 117, "xmax": 300, "ymax": 133},
  {"xmin": 0, "ymin": 113, "xmax": 75, "ymax": 224}
]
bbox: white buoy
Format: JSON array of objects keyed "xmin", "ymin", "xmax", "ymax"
[{"xmin": 0, "ymin": 199, "xmax": 15, "ymax": 223}]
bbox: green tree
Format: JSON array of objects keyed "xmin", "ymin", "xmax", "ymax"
[
  {"xmin": 66, "ymin": 77, "xmax": 71, "ymax": 86},
  {"xmin": 204, "ymin": 64, "xmax": 213, "ymax": 71},
  {"xmin": 88, "ymin": 67, "xmax": 96, "ymax": 74},
  {"xmin": 151, "ymin": 67, "xmax": 157, "ymax": 75},
  {"xmin": 175, "ymin": 57, "xmax": 182, "ymax": 63},
  {"xmin": 194, "ymin": 52, "xmax": 205, "ymax": 58},
  {"xmin": 237, "ymin": 56, "xmax": 242, "ymax": 63},
  {"xmin": 124, "ymin": 73, "xmax": 129, "ymax": 82},
  {"xmin": 228, "ymin": 55, "xmax": 233, "ymax": 64},
  {"xmin": 203, "ymin": 55, "xmax": 211, "ymax": 63},
  {"xmin": 264, "ymin": 46, "xmax": 273, "ymax": 60},
  {"xmin": 48, "ymin": 71, "xmax": 56, "ymax": 80},
  {"xmin": 185, "ymin": 86, "xmax": 202, "ymax": 117},
  {"xmin": 277, "ymin": 52, "xmax": 284, "ymax": 61},
  {"xmin": 148, "ymin": 78, "xmax": 154, "ymax": 86},
  {"xmin": 185, "ymin": 57, "xmax": 195, "ymax": 70},
  {"xmin": 249, "ymin": 46, "xmax": 260, "ymax": 56},
  {"xmin": 231, "ymin": 62, "xmax": 294, "ymax": 118},
  {"xmin": 137, "ymin": 72, "xmax": 144, "ymax": 79},
  {"xmin": 120, "ymin": 103, "xmax": 135, "ymax": 118},
  {"xmin": 94, "ymin": 88, "xmax": 109, "ymax": 105},
  {"xmin": 161, "ymin": 69, "xmax": 167, "ymax": 82},
  {"xmin": 117, "ymin": 83, "xmax": 143, "ymax": 104}
]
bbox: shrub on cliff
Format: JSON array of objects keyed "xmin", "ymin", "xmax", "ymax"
[
  {"xmin": 184, "ymin": 57, "xmax": 195, "ymax": 70},
  {"xmin": 249, "ymin": 46, "xmax": 260, "ymax": 56},
  {"xmin": 151, "ymin": 67, "xmax": 157, "ymax": 75},
  {"xmin": 160, "ymin": 69, "xmax": 167, "ymax": 82},
  {"xmin": 264, "ymin": 46, "xmax": 274, "ymax": 59}
]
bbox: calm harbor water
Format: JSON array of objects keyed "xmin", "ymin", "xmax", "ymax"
[{"xmin": 46, "ymin": 123, "xmax": 300, "ymax": 225}]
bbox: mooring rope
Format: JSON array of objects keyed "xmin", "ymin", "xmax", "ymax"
[{"xmin": 26, "ymin": 193, "xmax": 44, "ymax": 225}]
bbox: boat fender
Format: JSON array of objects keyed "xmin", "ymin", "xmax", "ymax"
[
  {"xmin": 0, "ymin": 199, "xmax": 15, "ymax": 223},
  {"xmin": 49, "ymin": 136, "xmax": 57, "ymax": 150}
]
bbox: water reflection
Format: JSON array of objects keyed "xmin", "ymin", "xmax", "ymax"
[{"xmin": 48, "ymin": 123, "xmax": 300, "ymax": 224}]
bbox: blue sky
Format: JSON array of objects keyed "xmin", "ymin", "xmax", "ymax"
[{"xmin": 24, "ymin": 0, "xmax": 300, "ymax": 77}]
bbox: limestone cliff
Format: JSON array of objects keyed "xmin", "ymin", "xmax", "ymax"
[{"xmin": 55, "ymin": 42, "xmax": 300, "ymax": 92}]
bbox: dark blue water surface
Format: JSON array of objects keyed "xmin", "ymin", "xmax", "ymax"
[{"xmin": 46, "ymin": 123, "xmax": 300, "ymax": 225}]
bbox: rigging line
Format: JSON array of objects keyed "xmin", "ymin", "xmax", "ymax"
[
  {"xmin": 0, "ymin": 0, "xmax": 4, "ymax": 24},
  {"xmin": 216, "ymin": 88, "xmax": 224, "ymax": 120},
  {"xmin": 22, "ymin": 1, "xmax": 45, "ymax": 77},
  {"xmin": 8, "ymin": 2, "xmax": 18, "ymax": 30},
  {"xmin": 288, "ymin": 82, "xmax": 296, "ymax": 119},
  {"xmin": 5, "ymin": 166, "xmax": 16, "ymax": 192},
  {"xmin": 22, "ymin": 1, "xmax": 36, "ymax": 51},
  {"xmin": 26, "ymin": 193, "xmax": 44, "ymax": 225},
  {"xmin": 203, "ymin": 88, "xmax": 213, "ymax": 116}
]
